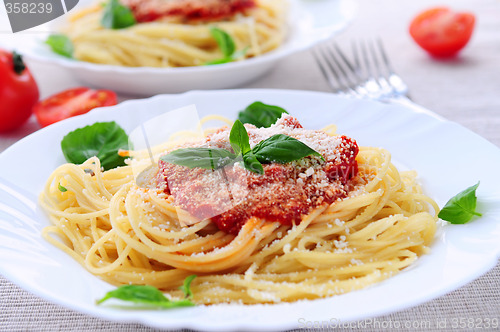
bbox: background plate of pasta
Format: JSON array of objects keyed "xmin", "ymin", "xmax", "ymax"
[
  {"xmin": 0, "ymin": 0, "xmax": 357, "ymax": 95},
  {"xmin": 1, "ymin": 89, "xmax": 500, "ymax": 330}
]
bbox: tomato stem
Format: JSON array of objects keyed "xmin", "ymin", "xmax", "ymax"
[{"xmin": 12, "ymin": 51, "xmax": 26, "ymax": 75}]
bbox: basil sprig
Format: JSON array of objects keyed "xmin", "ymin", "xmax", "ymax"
[
  {"xmin": 46, "ymin": 34, "xmax": 74, "ymax": 58},
  {"xmin": 61, "ymin": 121, "xmax": 129, "ymax": 171},
  {"xmin": 206, "ymin": 27, "xmax": 248, "ymax": 65},
  {"xmin": 97, "ymin": 275, "xmax": 196, "ymax": 309},
  {"xmin": 101, "ymin": 0, "xmax": 136, "ymax": 29},
  {"xmin": 161, "ymin": 120, "xmax": 322, "ymax": 174},
  {"xmin": 238, "ymin": 102, "xmax": 288, "ymax": 128},
  {"xmin": 438, "ymin": 182, "xmax": 482, "ymax": 224}
]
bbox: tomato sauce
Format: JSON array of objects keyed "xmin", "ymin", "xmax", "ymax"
[
  {"xmin": 156, "ymin": 116, "xmax": 359, "ymax": 235},
  {"xmin": 121, "ymin": 0, "xmax": 257, "ymax": 23}
]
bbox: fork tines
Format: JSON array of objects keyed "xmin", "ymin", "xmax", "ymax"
[{"xmin": 313, "ymin": 39, "xmax": 409, "ymax": 101}]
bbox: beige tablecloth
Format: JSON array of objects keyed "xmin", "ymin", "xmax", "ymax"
[{"xmin": 1, "ymin": 0, "xmax": 499, "ymax": 330}]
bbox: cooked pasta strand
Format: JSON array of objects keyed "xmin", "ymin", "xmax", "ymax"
[
  {"xmin": 41, "ymin": 130, "xmax": 438, "ymax": 304},
  {"xmin": 62, "ymin": 0, "xmax": 287, "ymax": 67}
]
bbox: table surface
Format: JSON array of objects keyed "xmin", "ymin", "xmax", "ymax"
[{"xmin": 1, "ymin": 0, "xmax": 499, "ymax": 331}]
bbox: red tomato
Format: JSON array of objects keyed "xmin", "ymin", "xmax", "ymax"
[
  {"xmin": 0, "ymin": 50, "xmax": 39, "ymax": 132},
  {"xmin": 34, "ymin": 87, "xmax": 118, "ymax": 127},
  {"xmin": 409, "ymin": 7, "xmax": 475, "ymax": 57}
]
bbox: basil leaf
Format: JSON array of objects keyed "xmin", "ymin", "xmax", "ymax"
[
  {"xmin": 58, "ymin": 183, "xmax": 67, "ymax": 192},
  {"xmin": 229, "ymin": 120, "xmax": 264, "ymax": 174},
  {"xmin": 97, "ymin": 285, "xmax": 166, "ymax": 304},
  {"xmin": 205, "ymin": 28, "xmax": 249, "ymax": 65},
  {"xmin": 160, "ymin": 148, "xmax": 236, "ymax": 170},
  {"xmin": 96, "ymin": 284, "xmax": 195, "ymax": 309},
  {"xmin": 101, "ymin": 0, "xmax": 136, "ymax": 29},
  {"xmin": 229, "ymin": 120, "xmax": 251, "ymax": 155},
  {"xmin": 205, "ymin": 47, "xmax": 249, "ymax": 65},
  {"xmin": 179, "ymin": 275, "xmax": 196, "ymax": 298},
  {"xmin": 46, "ymin": 34, "xmax": 74, "ymax": 58},
  {"xmin": 252, "ymin": 134, "xmax": 323, "ymax": 164},
  {"xmin": 210, "ymin": 27, "xmax": 235, "ymax": 58},
  {"xmin": 238, "ymin": 102, "xmax": 288, "ymax": 128},
  {"xmin": 61, "ymin": 122, "xmax": 129, "ymax": 171},
  {"xmin": 243, "ymin": 152, "xmax": 263, "ymax": 175},
  {"xmin": 438, "ymin": 182, "xmax": 482, "ymax": 224}
]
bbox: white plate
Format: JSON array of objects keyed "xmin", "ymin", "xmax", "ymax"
[
  {"xmin": 1, "ymin": 90, "xmax": 500, "ymax": 331},
  {"xmin": 0, "ymin": 0, "xmax": 356, "ymax": 96}
]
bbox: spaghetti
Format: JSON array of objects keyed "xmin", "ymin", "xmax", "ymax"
[
  {"xmin": 61, "ymin": 0, "xmax": 287, "ymax": 67},
  {"xmin": 40, "ymin": 115, "xmax": 438, "ymax": 304}
]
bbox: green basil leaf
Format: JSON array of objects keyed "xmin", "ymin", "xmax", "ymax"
[
  {"xmin": 229, "ymin": 120, "xmax": 251, "ymax": 155},
  {"xmin": 210, "ymin": 27, "xmax": 235, "ymax": 58},
  {"xmin": 61, "ymin": 122, "xmax": 129, "ymax": 171},
  {"xmin": 238, "ymin": 102, "xmax": 288, "ymax": 128},
  {"xmin": 438, "ymin": 182, "xmax": 482, "ymax": 224},
  {"xmin": 158, "ymin": 119, "xmax": 322, "ymax": 175},
  {"xmin": 101, "ymin": 0, "xmax": 136, "ymax": 29},
  {"xmin": 58, "ymin": 183, "xmax": 67, "ymax": 192},
  {"xmin": 229, "ymin": 120, "xmax": 264, "ymax": 174},
  {"xmin": 160, "ymin": 148, "xmax": 236, "ymax": 170},
  {"xmin": 96, "ymin": 284, "xmax": 195, "ymax": 309},
  {"xmin": 252, "ymin": 134, "xmax": 323, "ymax": 164},
  {"xmin": 243, "ymin": 152, "xmax": 264, "ymax": 174},
  {"xmin": 97, "ymin": 285, "xmax": 167, "ymax": 304},
  {"xmin": 179, "ymin": 275, "xmax": 196, "ymax": 298},
  {"xmin": 45, "ymin": 34, "xmax": 74, "ymax": 58},
  {"xmin": 205, "ymin": 29, "xmax": 248, "ymax": 65},
  {"xmin": 205, "ymin": 47, "xmax": 249, "ymax": 66},
  {"xmin": 205, "ymin": 57, "xmax": 233, "ymax": 65}
]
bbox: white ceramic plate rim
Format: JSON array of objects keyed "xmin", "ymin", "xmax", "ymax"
[
  {"xmin": 4, "ymin": 0, "xmax": 357, "ymax": 74},
  {"xmin": 1, "ymin": 89, "xmax": 499, "ymax": 331}
]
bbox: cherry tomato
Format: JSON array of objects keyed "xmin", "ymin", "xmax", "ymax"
[
  {"xmin": 0, "ymin": 50, "xmax": 39, "ymax": 132},
  {"xmin": 409, "ymin": 7, "xmax": 475, "ymax": 57},
  {"xmin": 34, "ymin": 87, "xmax": 118, "ymax": 127}
]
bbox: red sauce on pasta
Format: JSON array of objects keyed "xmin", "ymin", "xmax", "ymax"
[
  {"xmin": 156, "ymin": 116, "xmax": 359, "ymax": 234},
  {"xmin": 122, "ymin": 0, "xmax": 257, "ymax": 23}
]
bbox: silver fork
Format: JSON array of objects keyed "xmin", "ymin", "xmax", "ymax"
[{"xmin": 313, "ymin": 39, "xmax": 411, "ymax": 102}]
